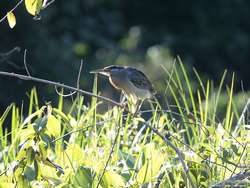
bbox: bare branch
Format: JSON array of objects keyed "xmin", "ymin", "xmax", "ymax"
[
  {"xmin": 0, "ymin": 0, "xmax": 24, "ymax": 23},
  {"xmin": 1, "ymin": 0, "xmax": 56, "ymax": 24},
  {"xmin": 141, "ymin": 119, "xmax": 196, "ymax": 188},
  {"xmin": 230, "ymin": 144, "xmax": 248, "ymax": 177},
  {"xmin": 211, "ymin": 171, "xmax": 250, "ymax": 187},
  {"xmin": 23, "ymin": 49, "xmax": 31, "ymax": 76},
  {"xmin": 96, "ymin": 124, "xmax": 121, "ymax": 188},
  {"xmin": 233, "ymin": 98, "xmax": 250, "ymax": 136},
  {"xmin": 54, "ymin": 60, "xmax": 84, "ymax": 97},
  {"xmin": 54, "ymin": 86, "xmax": 76, "ymax": 97},
  {"xmin": 0, "ymin": 71, "xmax": 123, "ymax": 107},
  {"xmin": 77, "ymin": 60, "xmax": 83, "ymax": 90},
  {"xmin": 0, "ymin": 47, "xmax": 21, "ymax": 61},
  {"xmin": 42, "ymin": 0, "xmax": 56, "ymax": 9}
]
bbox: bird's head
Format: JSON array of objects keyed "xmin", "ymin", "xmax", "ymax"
[{"xmin": 90, "ymin": 65, "xmax": 125, "ymax": 76}]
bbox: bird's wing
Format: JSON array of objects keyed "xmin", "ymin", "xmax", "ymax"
[{"xmin": 127, "ymin": 68, "xmax": 155, "ymax": 94}]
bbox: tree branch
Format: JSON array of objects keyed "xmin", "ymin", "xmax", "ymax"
[
  {"xmin": 0, "ymin": 0, "xmax": 24, "ymax": 23},
  {"xmin": 141, "ymin": 120, "xmax": 196, "ymax": 188},
  {"xmin": 0, "ymin": 71, "xmax": 122, "ymax": 107},
  {"xmin": 211, "ymin": 171, "xmax": 250, "ymax": 187}
]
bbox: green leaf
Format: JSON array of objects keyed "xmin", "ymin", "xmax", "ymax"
[
  {"xmin": 17, "ymin": 175, "xmax": 29, "ymax": 188},
  {"xmin": 118, "ymin": 151, "xmax": 135, "ymax": 169},
  {"xmin": 33, "ymin": 116, "xmax": 48, "ymax": 133},
  {"xmin": 38, "ymin": 141, "xmax": 48, "ymax": 159},
  {"xmin": 7, "ymin": 11, "xmax": 16, "ymax": 29},
  {"xmin": 102, "ymin": 170, "xmax": 125, "ymax": 187},
  {"xmin": 25, "ymin": 0, "xmax": 43, "ymax": 16},
  {"xmin": 46, "ymin": 115, "xmax": 61, "ymax": 137},
  {"xmin": 27, "ymin": 146, "xmax": 35, "ymax": 164},
  {"xmin": 23, "ymin": 165, "xmax": 37, "ymax": 181},
  {"xmin": 0, "ymin": 183, "xmax": 15, "ymax": 188},
  {"xmin": 72, "ymin": 166, "xmax": 93, "ymax": 187},
  {"xmin": 136, "ymin": 143, "xmax": 165, "ymax": 184}
]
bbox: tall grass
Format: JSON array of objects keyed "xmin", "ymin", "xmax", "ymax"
[{"xmin": 0, "ymin": 62, "xmax": 249, "ymax": 187}]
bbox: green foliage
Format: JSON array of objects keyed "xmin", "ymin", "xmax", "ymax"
[{"xmin": 0, "ymin": 66, "xmax": 249, "ymax": 187}]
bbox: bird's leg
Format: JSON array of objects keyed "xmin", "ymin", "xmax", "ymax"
[
  {"xmin": 120, "ymin": 92, "xmax": 126, "ymax": 104},
  {"xmin": 133, "ymin": 99, "xmax": 144, "ymax": 117},
  {"xmin": 119, "ymin": 91, "xmax": 128, "ymax": 110}
]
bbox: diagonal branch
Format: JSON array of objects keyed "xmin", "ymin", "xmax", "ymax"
[
  {"xmin": 96, "ymin": 124, "xmax": 121, "ymax": 188},
  {"xmin": 233, "ymin": 98, "xmax": 250, "ymax": 136},
  {"xmin": 0, "ymin": 0, "xmax": 24, "ymax": 23},
  {"xmin": 0, "ymin": 71, "xmax": 122, "ymax": 107},
  {"xmin": 211, "ymin": 171, "xmax": 250, "ymax": 187},
  {"xmin": 141, "ymin": 120, "xmax": 196, "ymax": 188}
]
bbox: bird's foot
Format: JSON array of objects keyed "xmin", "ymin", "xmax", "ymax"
[{"xmin": 119, "ymin": 102, "xmax": 129, "ymax": 112}]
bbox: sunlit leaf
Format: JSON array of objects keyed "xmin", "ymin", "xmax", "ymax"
[
  {"xmin": 46, "ymin": 115, "xmax": 61, "ymax": 137},
  {"xmin": 136, "ymin": 143, "xmax": 165, "ymax": 184},
  {"xmin": 25, "ymin": 0, "xmax": 43, "ymax": 16},
  {"xmin": 102, "ymin": 170, "xmax": 125, "ymax": 187},
  {"xmin": 26, "ymin": 146, "xmax": 35, "ymax": 164},
  {"xmin": 7, "ymin": 11, "xmax": 16, "ymax": 29},
  {"xmin": 23, "ymin": 165, "xmax": 37, "ymax": 181},
  {"xmin": 72, "ymin": 166, "xmax": 93, "ymax": 187},
  {"xmin": 0, "ymin": 183, "xmax": 15, "ymax": 188},
  {"xmin": 33, "ymin": 116, "xmax": 48, "ymax": 133}
]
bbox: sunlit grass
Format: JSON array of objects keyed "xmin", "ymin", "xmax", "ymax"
[{"xmin": 0, "ymin": 62, "xmax": 249, "ymax": 187}]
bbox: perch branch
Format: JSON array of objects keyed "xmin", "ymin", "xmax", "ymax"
[{"xmin": 0, "ymin": 71, "xmax": 122, "ymax": 107}]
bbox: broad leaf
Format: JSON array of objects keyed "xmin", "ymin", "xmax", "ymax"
[
  {"xmin": 25, "ymin": 0, "xmax": 43, "ymax": 16},
  {"xmin": 46, "ymin": 115, "xmax": 61, "ymax": 137},
  {"xmin": 7, "ymin": 11, "xmax": 16, "ymax": 28},
  {"xmin": 136, "ymin": 143, "xmax": 165, "ymax": 184},
  {"xmin": 102, "ymin": 170, "xmax": 125, "ymax": 187},
  {"xmin": 72, "ymin": 166, "xmax": 93, "ymax": 187}
]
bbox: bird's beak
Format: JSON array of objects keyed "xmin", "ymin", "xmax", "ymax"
[{"xmin": 90, "ymin": 69, "xmax": 110, "ymax": 76}]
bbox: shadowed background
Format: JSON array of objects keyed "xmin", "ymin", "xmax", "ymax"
[{"xmin": 0, "ymin": 0, "xmax": 250, "ymax": 113}]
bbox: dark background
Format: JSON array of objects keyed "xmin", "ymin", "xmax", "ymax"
[{"xmin": 0, "ymin": 0, "xmax": 250, "ymax": 112}]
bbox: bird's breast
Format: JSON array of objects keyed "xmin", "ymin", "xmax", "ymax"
[{"xmin": 109, "ymin": 76, "xmax": 125, "ymax": 90}]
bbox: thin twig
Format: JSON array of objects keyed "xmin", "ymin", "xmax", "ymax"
[
  {"xmin": 42, "ymin": 0, "xmax": 56, "ymax": 9},
  {"xmin": 23, "ymin": 49, "xmax": 31, "ymax": 76},
  {"xmin": 0, "ymin": 71, "xmax": 123, "ymax": 107},
  {"xmin": 76, "ymin": 60, "xmax": 84, "ymax": 103},
  {"xmin": 140, "ymin": 120, "xmax": 196, "ymax": 188},
  {"xmin": 233, "ymin": 98, "xmax": 250, "ymax": 136},
  {"xmin": 0, "ymin": 47, "xmax": 21, "ymax": 58},
  {"xmin": 77, "ymin": 60, "xmax": 83, "ymax": 91},
  {"xmin": 96, "ymin": 124, "xmax": 121, "ymax": 188},
  {"xmin": 211, "ymin": 171, "xmax": 250, "ymax": 187},
  {"xmin": 55, "ymin": 60, "xmax": 84, "ymax": 97},
  {"xmin": 230, "ymin": 144, "xmax": 248, "ymax": 177},
  {"xmin": 163, "ymin": 59, "xmax": 176, "ymax": 97},
  {"xmin": 55, "ymin": 86, "xmax": 76, "ymax": 97},
  {"xmin": 51, "ymin": 125, "xmax": 93, "ymax": 143},
  {"xmin": 0, "ymin": 0, "xmax": 24, "ymax": 23}
]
